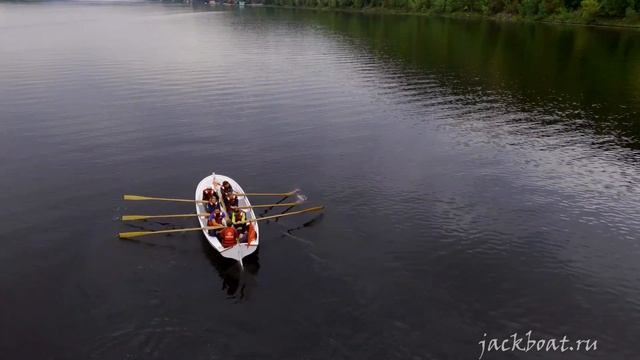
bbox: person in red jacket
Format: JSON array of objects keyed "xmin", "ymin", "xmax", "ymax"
[
  {"xmin": 225, "ymin": 193, "xmax": 239, "ymax": 209},
  {"xmin": 218, "ymin": 223, "xmax": 238, "ymax": 248},
  {"xmin": 202, "ymin": 187, "xmax": 215, "ymax": 202},
  {"xmin": 221, "ymin": 181, "xmax": 233, "ymax": 197}
]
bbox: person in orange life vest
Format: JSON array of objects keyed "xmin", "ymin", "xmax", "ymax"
[
  {"xmin": 205, "ymin": 195, "xmax": 222, "ymax": 213},
  {"xmin": 202, "ymin": 187, "xmax": 216, "ymax": 202},
  {"xmin": 218, "ymin": 223, "xmax": 238, "ymax": 248},
  {"xmin": 207, "ymin": 208, "xmax": 226, "ymax": 236},
  {"xmin": 246, "ymin": 223, "xmax": 257, "ymax": 244},
  {"xmin": 230, "ymin": 207, "xmax": 247, "ymax": 241}
]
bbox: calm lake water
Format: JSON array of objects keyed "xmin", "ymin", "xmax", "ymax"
[{"xmin": 1, "ymin": 2, "xmax": 640, "ymax": 359}]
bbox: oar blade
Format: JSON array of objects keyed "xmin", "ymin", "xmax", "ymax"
[
  {"xmin": 123, "ymin": 194, "xmax": 150, "ymax": 201},
  {"xmin": 121, "ymin": 215, "xmax": 149, "ymax": 221},
  {"xmin": 118, "ymin": 231, "xmax": 153, "ymax": 239}
]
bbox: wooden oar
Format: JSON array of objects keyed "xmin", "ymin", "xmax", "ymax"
[
  {"xmin": 236, "ymin": 206, "xmax": 323, "ymax": 224},
  {"xmin": 241, "ymin": 201, "xmax": 301, "ymax": 209},
  {"xmin": 119, "ymin": 225, "xmax": 225, "ymax": 239},
  {"xmin": 260, "ymin": 194, "xmax": 292, "ymax": 216},
  {"xmin": 123, "ymin": 191, "xmax": 298, "ymax": 203},
  {"xmin": 118, "ymin": 206, "xmax": 324, "ymax": 239},
  {"xmin": 273, "ymin": 203, "xmax": 299, "ymax": 222},
  {"xmin": 123, "ymin": 194, "xmax": 207, "ymax": 203},
  {"xmin": 235, "ymin": 190, "xmax": 298, "ymax": 197},
  {"xmin": 122, "ymin": 213, "xmax": 211, "ymax": 221},
  {"xmin": 121, "ymin": 202, "xmax": 303, "ymax": 221}
]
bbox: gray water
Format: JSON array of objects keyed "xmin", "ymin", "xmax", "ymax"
[{"xmin": 1, "ymin": 2, "xmax": 639, "ymax": 359}]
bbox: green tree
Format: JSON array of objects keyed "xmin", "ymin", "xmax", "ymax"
[
  {"xmin": 540, "ymin": 0, "xmax": 562, "ymax": 14},
  {"xmin": 408, "ymin": 0, "xmax": 431, "ymax": 10},
  {"xmin": 564, "ymin": 0, "xmax": 582, "ymax": 10},
  {"xmin": 520, "ymin": 0, "xmax": 541, "ymax": 15},
  {"xmin": 580, "ymin": 0, "xmax": 600, "ymax": 21},
  {"xmin": 600, "ymin": 0, "xmax": 630, "ymax": 15},
  {"xmin": 503, "ymin": 0, "xmax": 522, "ymax": 13},
  {"xmin": 432, "ymin": 0, "xmax": 448, "ymax": 11},
  {"xmin": 482, "ymin": 0, "xmax": 506, "ymax": 14},
  {"xmin": 447, "ymin": 0, "xmax": 466, "ymax": 11}
]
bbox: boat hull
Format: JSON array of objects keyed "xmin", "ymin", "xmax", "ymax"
[{"xmin": 195, "ymin": 173, "xmax": 259, "ymax": 263}]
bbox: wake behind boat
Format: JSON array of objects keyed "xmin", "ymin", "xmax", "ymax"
[{"xmin": 195, "ymin": 173, "xmax": 259, "ymax": 266}]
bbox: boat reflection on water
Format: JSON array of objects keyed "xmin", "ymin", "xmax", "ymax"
[
  {"xmin": 198, "ymin": 212, "xmax": 322, "ymax": 300},
  {"xmin": 201, "ymin": 237, "xmax": 260, "ymax": 300}
]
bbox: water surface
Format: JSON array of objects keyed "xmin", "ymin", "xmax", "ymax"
[{"xmin": 1, "ymin": 2, "xmax": 639, "ymax": 359}]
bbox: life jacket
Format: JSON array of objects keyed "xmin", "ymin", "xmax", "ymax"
[
  {"xmin": 202, "ymin": 188, "xmax": 214, "ymax": 202},
  {"xmin": 228, "ymin": 196, "xmax": 239, "ymax": 208},
  {"xmin": 220, "ymin": 227, "xmax": 237, "ymax": 248},
  {"xmin": 206, "ymin": 201, "xmax": 221, "ymax": 213},
  {"xmin": 231, "ymin": 211, "xmax": 246, "ymax": 224},
  {"xmin": 208, "ymin": 212, "xmax": 225, "ymax": 226},
  {"xmin": 222, "ymin": 184, "xmax": 233, "ymax": 196},
  {"xmin": 247, "ymin": 224, "xmax": 257, "ymax": 245}
]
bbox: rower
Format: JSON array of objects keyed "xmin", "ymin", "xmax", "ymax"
[
  {"xmin": 218, "ymin": 222, "xmax": 238, "ymax": 248},
  {"xmin": 202, "ymin": 187, "xmax": 216, "ymax": 202},
  {"xmin": 230, "ymin": 206, "xmax": 247, "ymax": 239},
  {"xmin": 226, "ymin": 193, "xmax": 239, "ymax": 209},
  {"xmin": 205, "ymin": 196, "xmax": 222, "ymax": 213},
  {"xmin": 207, "ymin": 208, "xmax": 226, "ymax": 236},
  {"xmin": 221, "ymin": 181, "xmax": 233, "ymax": 197}
]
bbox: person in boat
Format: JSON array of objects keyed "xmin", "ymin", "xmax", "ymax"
[
  {"xmin": 207, "ymin": 208, "xmax": 226, "ymax": 236},
  {"xmin": 202, "ymin": 187, "xmax": 216, "ymax": 202},
  {"xmin": 221, "ymin": 191, "xmax": 236, "ymax": 209},
  {"xmin": 205, "ymin": 195, "xmax": 222, "ymax": 213},
  {"xmin": 221, "ymin": 181, "xmax": 233, "ymax": 197},
  {"xmin": 225, "ymin": 193, "xmax": 239, "ymax": 209},
  {"xmin": 230, "ymin": 206, "xmax": 247, "ymax": 240},
  {"xmin": 218, "ymin": 222, "xmax": 238, "ymax": 248}
]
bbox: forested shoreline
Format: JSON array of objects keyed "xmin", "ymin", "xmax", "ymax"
[{"xmin": 263, "ymin": 0, "xmax": 640, "ymax": 27}]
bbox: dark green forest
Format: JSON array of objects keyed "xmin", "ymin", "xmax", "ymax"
[{"xmin": 263, "ymin": 0, "xmax": 640, "ymax": 25}]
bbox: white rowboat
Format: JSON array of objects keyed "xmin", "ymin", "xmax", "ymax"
[{"xmin": 195, "ymin": 173, "xmax": 259, "ymax": 266}]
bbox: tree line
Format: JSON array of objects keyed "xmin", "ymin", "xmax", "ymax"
[{"xmin": 263, "ymin": 0, "xmax": 640, "ymax": 24}]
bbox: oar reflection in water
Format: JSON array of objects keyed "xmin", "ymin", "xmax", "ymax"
[
  {"xmin": 263, "ymin": 193, "xmax": 308, "ymax": 221},
  {"xmin": 259, "ymin": 189, "xmax": 303, "ymax": 216}
]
